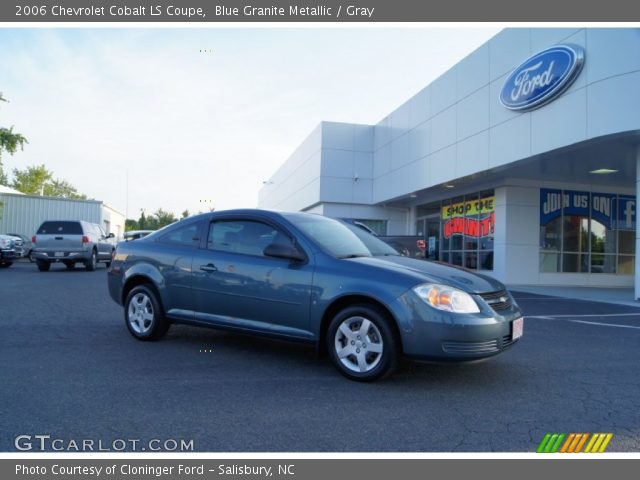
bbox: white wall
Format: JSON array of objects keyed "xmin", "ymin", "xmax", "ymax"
[
  {"xmin": 0, "ymin": 193, "xmax": 102, "ymax": 237},
  {"xmin": 371, "ymin": 28, "xmax": 640, "ymax": 204},
  {"xmin": 258, "ymin": 123, "xmax": 323, "ymax": 211}
]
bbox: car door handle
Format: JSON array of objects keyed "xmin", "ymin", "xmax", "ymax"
[{"xmin": 200, "ymin": 263, "xmax": 218, "ymax": 273}]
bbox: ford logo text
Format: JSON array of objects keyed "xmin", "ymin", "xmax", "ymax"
[{"xmin": 500, "ymin": 44, "xmax": 584, "ymax": 112}]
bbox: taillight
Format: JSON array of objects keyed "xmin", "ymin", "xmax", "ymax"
[
  {"xmin": 32, "ymin": 235, "xmax": 36, "ymax": 244},
  {"xmin": 82, "ymin": 235, "xmax": 90, "ymax": 244}
]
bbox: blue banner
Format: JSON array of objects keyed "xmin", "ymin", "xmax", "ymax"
[
  {"xmin": 616, "ymin": 195, "xmax": 636, "ymax": 231},
  {"xmin": 540, "ymin": 189, "xmax": 634, "ymax": 230}
]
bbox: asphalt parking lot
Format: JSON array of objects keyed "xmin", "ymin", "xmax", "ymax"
[{"xmin": 1, "ymin": 261, "xmax": 639, "ymax": 452}]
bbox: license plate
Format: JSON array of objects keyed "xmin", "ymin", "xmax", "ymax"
[
  {"xmin": 54, "ymin": 252, "xmax": 64, "ymax": 257},
  {"xmin": 512, "ymin": 317, "xmax": 524, "ymax": 340}
]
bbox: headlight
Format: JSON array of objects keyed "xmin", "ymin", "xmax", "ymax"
[{"xmin": 413, "ymin": 283, "xmax": 480, "ymax": 314}]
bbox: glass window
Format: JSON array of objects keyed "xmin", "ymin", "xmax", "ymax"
[
  {"xmin": 208, "ymin": 220, "xmax": 291, "ymax": 257},
  {"xmin": 539, "ymin": 190, "xmax": 636, "ymax": 276},
  {"xmin": 563, "ymin": 216, "xmax": 589, "ymax": 253},
  {"xmin": 540, "ymin": 252, "xmax": 560, "ymax": 273},
  {"xmin": 562, "ymin": 253, "xmax": 589, "ymax": 273},
  {"xmin": 451, "ymin": 251, "xmax": 463, "ymax": 266},
  {"xmin": 618, "ymin": 255, "xmax": 635, "ymax": 275},
  {"xmin": 353, "ymin": 219, "xmax": 387, "ymax": 236},
  {"xmin": 426, "ymin": 190, "xmax": 495, "ymax": 271},
  {"xmin": 540, "ymin": 217, "xmax": 562, "ymax": 251},
  {"xmin": 590, "ymin": 220, "xmax": 616, "ymax": 254},
  {"xmin": 37, "ymin": 221, "xmax": 83, "ymax": 235},
  {"xmin": 479, "ymin": 251, "xmax": 494, "ymax": 270},
  {"xmin": 618, "ymin": 230, "xmax": 635, "ymax": 254},
  {"xmin": 590, "ymin": 254, "xmax": 616, "ymax": 274},
  {"xmin": 158, "ymin": 222, "xmax": 200, "ymax": 247}
]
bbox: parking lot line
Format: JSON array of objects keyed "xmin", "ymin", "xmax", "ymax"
[
  {"xmin": 526, "ymin": 314, "xmax": 640, "ymax": 330},
  {"xmin": 567, "ymin": 320, "xmax": 640, "ymax": 330}
]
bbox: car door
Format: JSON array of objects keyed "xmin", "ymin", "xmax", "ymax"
[
  {"xmin": 191, "ymin": 217, "xmax": 315, "ymax": 340},
  {"xmin": 95, "ymin": 225, "xmax": 107, "ymax": 259}
]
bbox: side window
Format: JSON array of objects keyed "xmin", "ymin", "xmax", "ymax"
[
  {"xmin": 208, "ymin": 220, "xmax": 294, "ymax": 257},
  {"xmin": 158, "ymin": 222, "xmax": 201, "ymax": 247}
]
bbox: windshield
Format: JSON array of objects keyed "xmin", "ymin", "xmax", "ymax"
[
  {"xmin": 286, "ymin": 214, "xmax": 398, "ymax": 258},
  {"xmin": 343, "ymin": 222, "xmax": 399, "ymax": 256}
]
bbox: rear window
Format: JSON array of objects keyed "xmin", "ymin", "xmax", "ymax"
[{"xmin": 37, "ymin": 221, "xmax": 83, "ymax": 235}]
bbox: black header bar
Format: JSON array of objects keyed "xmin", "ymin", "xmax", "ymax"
[{"xmin": 2, "ymin": 0, "xmax": 640, "ymax": 22}]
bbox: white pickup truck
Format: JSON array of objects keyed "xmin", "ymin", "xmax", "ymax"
[{"xmin": 0, "ymin": 234, "xmax": 18, "ymax": 268}]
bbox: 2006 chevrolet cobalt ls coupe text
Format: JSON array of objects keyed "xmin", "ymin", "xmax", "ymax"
[{"xmin": 108, "ymin": 210, "xmax": 523, "ymax": 381}]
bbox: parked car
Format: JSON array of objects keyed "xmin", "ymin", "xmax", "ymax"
[
  {"xmin": 123, "ymin": 230, "xmax": 155, "ymax": 242},
  {"xmin": 32, "ymin": 220, "xmax": 116, "ymax": 272},
  {"xmin": 0, "ymin": 234, "xmax": 17, "ymax": 268},
  {"xmin": 6, "ymin": 233, "xmax": 34, "ymax": 261},
  {"xmin": 107, "ymin": 210, "xmax": 523, "ymax": 381}
]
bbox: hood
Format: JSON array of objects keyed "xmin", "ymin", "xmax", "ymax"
[{"xmin": 348, "ymin": 255, "xmax": 505, "ymax": 294}]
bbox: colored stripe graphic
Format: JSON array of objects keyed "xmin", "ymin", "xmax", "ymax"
[{"xmin": 537, "ymin": 433, "xmax": 613, "ymax": 453}]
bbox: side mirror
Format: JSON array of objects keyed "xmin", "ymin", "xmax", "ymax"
[
  {"xmin": 263, "ymin": 243, "xmax": 305, "ymax": 262},
  {"xmin": 107, "ymin": 233, "xmax": 115, "ymax": 239}
]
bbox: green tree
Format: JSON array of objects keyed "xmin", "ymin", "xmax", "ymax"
[
  {"xmin": 0, "ymin": 93, "xmax": 28, "ymax": 186},
  {"xmin": 181, "ymin": 209, "xmax": 190, "ymax": 219},
  {"xmin": 153, "ymin": 208, "xmax": 177, "ymax": 228},
  {"xmin": 125, "ymin": 218, "xmax": 139, "ymax": 231},
  {"xmin": 11, "ymin": 164, "xmax": 52, "ymax": 194},
  {"xmin": 11, "ymin": 164, "xmax": 87, "ymax": 199},
  {"xmin": 46, "ymin": 179, "xmax": 87, "ymax": 199},
  {"xmin": 138, "ymin": 211, "xmax": 148, "ymax": 230}
]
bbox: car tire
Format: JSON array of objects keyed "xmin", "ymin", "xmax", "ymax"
[
  {"xmin": 64, "ymin": 261, "xmax": 75, "ymax": 270},
  {"xmin": 85, "ymin": 250, "xmax": 97, "ymax": 271},
  {"xmin": 124, "ymin": 285, "xmax": 170, "ymax": 341},
  {"xmin": 28, "ymin": 251, "xmax": 35, "ymax": 263},
  {"xmin": 105, "ymin": 261, "xmax": 111, "ymax": 268},
  {"xmin": 0, "ymin": 261, "xmax": 12, "ymax": 268},
  {"xmin": 327, "ymin": 304, "xmax": 399, "ymax": 382},
  {"xmin": 36, "ymin": 260, "xmax": 50, "ymax": 272}
]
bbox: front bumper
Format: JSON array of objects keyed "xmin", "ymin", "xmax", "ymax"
[
  {"xmin": 394, "ymin": 289, "xmax": 523, "ymax": 361},
  {"xmin": 1, "ymin": 249, "xmax": 17, "ymax": 260}
]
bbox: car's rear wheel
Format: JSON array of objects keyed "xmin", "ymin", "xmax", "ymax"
[
  {"xmin": 36, "ymin": 260, "xmax": 50, "ymax": 272},
  {"xmin": 124, "ymin": 285, "xmax": 170, "ymax": 341},
  {"xmin": 327, "ymin": 304, "xmax": 399, "ymax": 382},
  {"xmin": 85, "ymin": 250, "xmax": 97, "ymax": 271}
]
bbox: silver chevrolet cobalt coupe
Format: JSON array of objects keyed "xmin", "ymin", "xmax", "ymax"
[{"xmin": 108, "ymin": 210, "xmax": 523, "ymax": 381}]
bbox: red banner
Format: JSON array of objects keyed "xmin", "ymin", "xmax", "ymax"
[{"xmin": 443, "ymin": 212, "xmax": 495, "ymax": 239}]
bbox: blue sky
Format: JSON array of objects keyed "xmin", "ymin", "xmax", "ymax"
[{"xmin": 0, "ymin": 27, "xmax": 499, "ymax": 218}]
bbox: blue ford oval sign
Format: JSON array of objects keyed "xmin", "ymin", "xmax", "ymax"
[{"xmin": 500, "ymin": 44, "xmax": 585, "ymax": 112}]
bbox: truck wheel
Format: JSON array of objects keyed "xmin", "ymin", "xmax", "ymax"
[
  {"xmin": 85, "ymin": 250, "xmax": 97, "ymax": 271},
  {"xmin": 37, "ymin": 260, "xmax": 50, "ymax": 272}
]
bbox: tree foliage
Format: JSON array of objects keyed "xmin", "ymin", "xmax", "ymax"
[
  {"xmin": 126, "ymin": 208, "xmax": 179, "ymax": 231},
  {"xmin": 0, "ymin": 93, "xmax": 28, "ymax": 186},
  {"xmin": 11, "ymin": 164, "xmax": 87, "ymax": 199}
]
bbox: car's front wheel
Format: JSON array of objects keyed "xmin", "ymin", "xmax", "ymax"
[
  {"xmin": 124, "ymin": 285, "xmax": 170, "ymax": 341},
  {"xmin": 327, "ymin": 304, "xmax": 399, "ymax": 382}
]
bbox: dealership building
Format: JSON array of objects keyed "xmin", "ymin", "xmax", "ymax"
[{"xmin": 258, "ymin": 28, "xmax": 640, "ymax": 295}]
